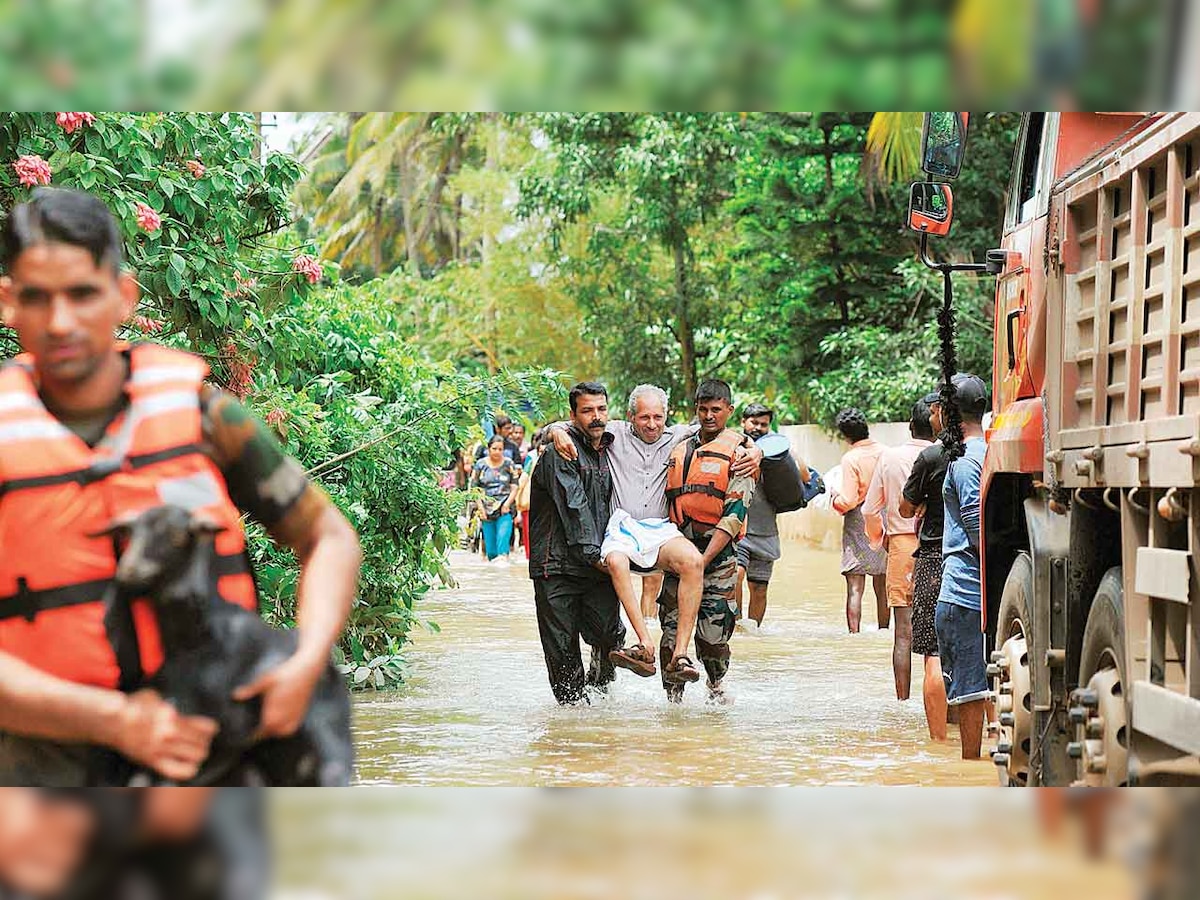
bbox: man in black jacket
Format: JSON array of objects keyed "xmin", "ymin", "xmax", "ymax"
[{"xmin": 527, "ymin": 382, "xmax": 626, "ymax": 704}]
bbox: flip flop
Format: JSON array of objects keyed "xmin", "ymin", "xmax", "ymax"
[
  {"xmin": 609, "ymin": 644, "xmax": 657, "ymax": 677},
  {"xmin": 663, "ymin": 655, "xmax": 701, "ymax": 684}
]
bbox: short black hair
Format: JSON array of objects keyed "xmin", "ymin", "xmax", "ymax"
[
  {"xmin": 1, "ymin": 188, "xmax": 123, "ymax": 276},
  {"xmin": 487, "ymin": 434, "xmax": 506, "ymax": 448},
  {"xmin": 695, "ymin": 379, "xmax": 732, "ymax": 405},
  {"xmin": 569, "ymin": 381, "xmax": 608, "ymax": 412},
  {"xmin": 742, "ymin": 403, "xmax": 773, "ymax": 421},
  {"xmin": 493, "ymin": 414, "xmax": 512, "ymax": 429},
  {"xmin": 910, "ymin": 400, "xmax": 934, "ymax": 440},
  {"xmin": 834, "ymin": 408, "xmax": 870, "ymax": 443}
]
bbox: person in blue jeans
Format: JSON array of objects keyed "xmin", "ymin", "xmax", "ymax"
[
  {"xmin": 471, "ymin": 436, "xmax": 520, "ymax": 562},
  {"xmin": 935, "ymin": 372, "xmax": 991, "ymax": 760}
]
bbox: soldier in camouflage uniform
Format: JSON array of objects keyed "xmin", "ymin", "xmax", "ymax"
[
  {"xmin": 0, "ymin": 189, "xmax": 361, "ymax": 790},
  {"xmin": 660, "ymin": 379, "xmax": 755, "ymax": 704}
]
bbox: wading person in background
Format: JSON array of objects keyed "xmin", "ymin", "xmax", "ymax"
[
  {"xmin": 470, "ymin": 435, "xmax": 520, "ymax": 564},
  {"xmin": 829, "ymin": 408, "xmax": 888, "ymax": 633},
  {"xmin": 935, "ymin": 373, "xmax": 991, "ymax": 760},
  {"xmin": 901, "ymin": 390, "xmax": 951, "ymax": 741},
  {"xmin": 0, "ymin": 188, "xmax": 361, "ymax": 786},
  {"xmin": 864, "ymin": 399, "xmax": 934, "ymax": 701},
  {"xmin": 510, "ymin": 422, "xmax": 529, "ymax": 464},
  {"xmin": 514, "ymin": 428, "xmax": 544, "ymax": 561},
  {"xmin": 474, "ymin": 414, "xmax": 520, "ymax": 463},
  {"xmin": 527, "ymin": 382, "xmax": 625, "ymax": 705},
  {"xmin": 735, "ymin": 402, "xmax": 816, "ymax": 628},
  {"xmin": 549, "ymin": 383, "xmax": 762, "ymax": 689},
  {"xmin": 661, "ymin": 379, "xmax": 755, "ymax": 704}
]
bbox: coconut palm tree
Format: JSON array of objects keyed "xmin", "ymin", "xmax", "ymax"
[
  {"xmin": 298, "ymin": 112, "xmax": 477, "ymax": 277},
  {"xmin": 863, "ymin": 112, "xmax": 924, "ymax": 189}
]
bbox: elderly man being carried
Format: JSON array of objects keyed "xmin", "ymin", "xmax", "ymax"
[{"xmin": 549, "ymin": 383, "xmax": 761, "ymax": 688}]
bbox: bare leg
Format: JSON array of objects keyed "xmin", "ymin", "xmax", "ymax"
[
  {"xmin": 1036, "ymin": 789, "xmax": 1067, "ymax": 840},
  {"xmin": 873, "ymin": 573, "xmax": 890, "ymax": 629},
  {"xmin": 844, "ymin": 574, "xmax": 864, "ymax": 633},
  {"xmin": 892, "ymin": 607, "xmax": 912, "ymax": 700},
  {"xmin": 748, "ymin": 582, "xmax": 768, "ymax": 626},
  {"xmin": 923, "ymin": 655, "xmax": 948, "ymax": 741},
  {"xmin": 657, "ymin": 537, "xmax": 704, "ymax": 662},
  {"xmin": 957, "ymin": 698, "xmax": 986, "ymax": 759},
  {"xmin": 606, "ymin": 552, "xmax": 654, "ymax": 650},
  {"xmin": 640, "ymin": 571, "xmax": 663, "ymax": 622}
]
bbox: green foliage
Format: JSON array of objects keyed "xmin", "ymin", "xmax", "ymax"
[
  {"xmin": 521, "ymin": 113, "xmax": 743, "ymax": 402},
  {"xmin": 236, "ymin": 274, "xmax": 559, "ymax": 688},
  {"xmin": 805, "ymin": 260, "xmax": 995, "ymax": 425},
  {"xmin": 0, "ymin": 112, "xmax": 306, "ymax": 350}
]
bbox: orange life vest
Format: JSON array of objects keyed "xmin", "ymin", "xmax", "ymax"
[
  {"xmin": 665, "ymin": 429, "xmax": 744, "ymax": 528},
  {"xmin": 0, "ymin": 343, "xmax": 257, "ymax": 691}
]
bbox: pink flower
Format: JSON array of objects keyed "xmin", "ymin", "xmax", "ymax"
[
  {"xmin": 265, "ymin": 408, "xmax": 287, "ymax": 428},
  {"xmin": 185, "ymin": 159, "xmax": 206, "ymax": 179},
  {"xmin": 13, "ymin": 155, "xmax": 52, "ymax": 188},
  {"xmin": 292, "ymin": 254, "xmax": 322, "ymax": 285},
  {"xmin": 134, "ymin": 202, "xmax": 161, "ymax": 233},
  {"xmin": 131, "ymin": 315, "xmax": 164, "ymax": 334},
  {"xmin": 55, "ymin": 112, "xmax": 96, "ymax": 134}
]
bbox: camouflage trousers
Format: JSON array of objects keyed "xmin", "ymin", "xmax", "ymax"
[{"xmin": 657, "ymin": 554, "xmax": 739, "ymax": 693}]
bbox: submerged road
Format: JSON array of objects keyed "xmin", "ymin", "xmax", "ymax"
[{"xmin": 352, "ymin": 541, "xmax": 1000, "ymax": 786}]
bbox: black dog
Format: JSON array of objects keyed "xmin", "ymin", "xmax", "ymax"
[{"xmin": 99, "ymin": 505, "xmax": 354, "ymax": 786}]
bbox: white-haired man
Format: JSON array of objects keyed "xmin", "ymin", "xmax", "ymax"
[{"xmin": 550, "ymin": 383, "xmax": 761, "ymax": 686}]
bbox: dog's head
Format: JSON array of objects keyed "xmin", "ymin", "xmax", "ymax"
[{"xmin": 94, "ymin": 505, "xmax": 225, "ymax": 594}]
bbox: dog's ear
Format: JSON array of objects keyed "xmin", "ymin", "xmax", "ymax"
[
  {"xmin": 189, "ymin": 513, "xmax": 227, "ymax": 537},
  {"xmin": 89, "ymin": 510, "xmax": 142, "ymax": 539}
]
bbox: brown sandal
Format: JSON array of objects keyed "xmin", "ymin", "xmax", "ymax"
[
  {"xmin": 663, "ymin": 655, "xmax": 701, "ymax": 684},
  {"xmin": 609, "ymin": 644, "xmax": 657, "ymax": 677}
]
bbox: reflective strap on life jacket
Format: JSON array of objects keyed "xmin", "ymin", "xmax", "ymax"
[
  {"xmin": 0, "ymin": 443, "xmax": 203, "ymax": 499},
  {"xmin": 0, "ymin": 551, "xmax": 253, "ymax": 623}
]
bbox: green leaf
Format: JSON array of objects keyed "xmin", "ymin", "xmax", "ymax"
[
  {"xmin": 169, "ymin": 252, "xmax": 187, "ymax": 275},
  {"xmin": 159, "ymin": 175, "xmax": 175, "ymax": 198},
  {"xmin": 353, "ymin": 666, "xmax": 371, "ymax": 684},
  {"xmin": 166, "ymin": 265, "xmax": 183, "ymax": 296}
]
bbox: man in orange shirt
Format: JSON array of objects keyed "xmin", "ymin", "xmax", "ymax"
[
  {"xmin": 864, "ymin": 400, "xmax": 935, "ymax": 700},
  {"xmin": 829, "ymin": 408, "xmax": 887, "ymax": 633}
]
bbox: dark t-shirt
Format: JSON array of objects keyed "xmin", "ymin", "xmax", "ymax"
[{"xmin": 902, "ymin": 440, "xmax": 950, "ymax": 550}]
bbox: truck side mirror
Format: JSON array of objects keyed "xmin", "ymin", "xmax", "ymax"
[
  {"xmin": 921, "ymin": 112, "xmax": 970, "ymax": 179},
  {"xmin": 908, "ymin": 182, "xmax": 954, "ymax": 236}
]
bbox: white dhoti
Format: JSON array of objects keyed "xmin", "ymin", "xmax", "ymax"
[{"xmin": 600, "ymin": 509, "xmax": 682, "ymax": 570}]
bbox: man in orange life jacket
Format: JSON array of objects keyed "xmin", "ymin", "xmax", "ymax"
[
  {"xmin": 0, "ymin": 188, "xmax": 362, "ymax": 786},
  {"xmin": 662, "ymin": 379, "xmax": 755, "ymax": 704}
]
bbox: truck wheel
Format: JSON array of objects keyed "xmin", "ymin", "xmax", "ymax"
[
  {"xmin": 993, "ymin": 553, "xmax": 1035, "ymax": 786},
  {"xmin": 1074, "ymin": 567, "xmax": 1129, "ymax": 787}
]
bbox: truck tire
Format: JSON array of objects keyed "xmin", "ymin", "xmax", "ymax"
[
  {"xmin": 1075, "ymin": 567, "xmax": 1129, "ymax": 786},
  {"xmin": 993, "ymin": 553, "xmax": 1035, "ymax": 786}
]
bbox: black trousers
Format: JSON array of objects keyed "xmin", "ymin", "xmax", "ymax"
[{"xmin": 533, "ymin": 575, "xmax": 626, "ymax": 704}]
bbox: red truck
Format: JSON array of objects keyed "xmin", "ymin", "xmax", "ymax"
[{"xmin": 912, "ymin": 112, "xmax": 1200, "ymax": 786}]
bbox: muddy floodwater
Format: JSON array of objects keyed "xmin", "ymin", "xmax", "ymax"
[{"xmin": 351, "ymin": 541, "xmax": 999, "ymax": 787}]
